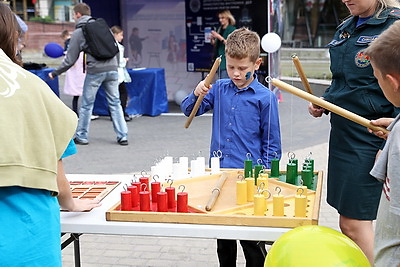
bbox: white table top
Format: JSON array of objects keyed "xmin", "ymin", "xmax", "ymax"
[{"xmin": 61, "ymin": 174, "xmax": 290, "ymax": 241}]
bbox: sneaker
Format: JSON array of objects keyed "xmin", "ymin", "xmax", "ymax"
[
  {"xmin": 91, "ymin": 115, "xmax": 99, "ymax": 120},
  {"xmin": 118, "ymin": 139, "xmax": 128, "ymax": 146},
  {"xmin": 74, "ymin": 138, "xmax": 89, "ymax": 145},
  {"xmin": 124, "ymin": 115, "xmax": 132, "ymax": 122}
]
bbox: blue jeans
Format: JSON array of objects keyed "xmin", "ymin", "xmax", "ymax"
[{"xmin": 76, "ymin": 71, "xmax": 128, "ymax": 142}]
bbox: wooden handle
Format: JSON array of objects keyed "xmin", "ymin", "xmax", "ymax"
[
  {"xmin": 184, "ymin": 57, "xmax": 222, "ymax": 129},
  {"xmin": 292, "ymin": 55, "xmax": 314, "ymax": 95},
  {"xmin": 271, "ymin": 78, "xmax": 390, "ymax": 134},
  {"xmin": 205, "ymin": 172, "xmax": 228, "ymax": 211}
]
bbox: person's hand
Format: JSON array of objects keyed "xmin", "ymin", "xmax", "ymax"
[
  {"xmin": 67, "ymin": 198, "xmax": 101, "ymax": 212},
  {"xmin": 125, "ymin": 57, "xmax": 129, "ymax": 62},
  {"xmin": 48, "ymin": 72, "xmax": 54, "ymax": 80},
  {"xmin": 369, "ymin": 118, "xmax": 393, "ymax": 139},
  {"xmin": 194, "ymin": 80, "xmax": 211, "ymax": 97},
  {"xmin": 211, "ymin": 31, "xmax": 223, "ymax": 41},
  {"xmin": 308, "ymin": 101, "xmax": 325, "ymax": 118}
]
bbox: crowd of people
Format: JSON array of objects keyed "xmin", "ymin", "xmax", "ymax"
[{"xmin": 1, "ymin": 0, "xmax": 400, "ymax": 266}]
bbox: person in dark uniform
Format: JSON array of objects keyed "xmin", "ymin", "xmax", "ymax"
[{"xmin": 308, "ymin": 0, "xmax": 400, "ymax": 264}]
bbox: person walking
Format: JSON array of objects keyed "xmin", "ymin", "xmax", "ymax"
[{"xmin": 49, "ymin": 3, "xmax": 128, "ymax": 146}]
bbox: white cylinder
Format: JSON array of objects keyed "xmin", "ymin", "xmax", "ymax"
[
  {"xmin": 210, "ymin": 157, "xmax": 221, "ymax": 174},
  {"xmin": 163, "ymin": 156, "xmax": 174, "ymax": 176},
  {"xmin": 190, "ymin": 160, "xmax": 200, "ymax": 177},
  {"xmin": 197, "ymin": 157, "xmax": 206, "ymax": 175},
  {"xmin": 179, "ymin": 156, "xmax": 189, "ymax": 174}
]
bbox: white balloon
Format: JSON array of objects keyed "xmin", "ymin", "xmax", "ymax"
[{"xmin": 261, "ymin": 32, "xmax": 282, "ymax": 53}]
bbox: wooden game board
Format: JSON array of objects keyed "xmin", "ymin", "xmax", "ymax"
[
  {"xmin": 70, "ymin": 180, "xmax": 120, "ymax": 202},
  {"xmin": 106, "ymin": 170, "xmax": 323, "ymax": 228}
]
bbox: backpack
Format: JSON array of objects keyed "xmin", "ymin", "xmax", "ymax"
[{"xmin": 80, "ymin": 17, "xmax": 119, "ymax": 60}]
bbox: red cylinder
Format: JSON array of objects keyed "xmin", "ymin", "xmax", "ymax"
[
  {"xmin": 131, "ymin": 181, "xmax": 141, "ymax": 190},
  {"xmin": 165, "ymin": 187, "xmax": 176, "ymax": 209},
  {"xmin": 127, "ymin": 185, "xmax": 139, "ymax": 208},
  {"xmin": 177, "ymin": 192, "xmax": 188, "ymax": 213},
  {"xmin": 151, "ymin": 182, "xmax": 161, "ymax": 203},
  {"xmin": 139, "ymin": 176, "xmax": 149, "ymax": 191},
  {"xmin": 120, "ymin": 190, "xmax": 132, "ymax": 211},
  {"xmin": 139, "ymin": 191, "xmax": 151, "ymax": 211},
  {"xmin": 157, "ymin": 191, "xmax": 168, "ymax": 212}
]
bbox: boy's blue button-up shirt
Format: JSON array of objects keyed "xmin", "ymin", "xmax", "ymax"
[{"xmin": 181, "ymin": 76, "xmax": 281, "ymax": 168}]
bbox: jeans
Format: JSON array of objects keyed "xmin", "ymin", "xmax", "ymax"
[{"xmin": 75, "ymin": 71, "xmax": 128, "ymax": 142}]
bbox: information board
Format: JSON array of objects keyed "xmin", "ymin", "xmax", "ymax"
[{"xmin": 185, "ymin": 0, "xmax": 268, "ymax": 72}]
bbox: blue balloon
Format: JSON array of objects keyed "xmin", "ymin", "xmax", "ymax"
[{"xmin": 44, "ymin": 42, "xmax": 64, "ymax": 58}]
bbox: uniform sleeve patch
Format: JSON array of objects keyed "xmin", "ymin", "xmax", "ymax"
[
  {"xmin": 390, "ymin": 9, "xmax": 400, "ymax": 18},
  {"xmin": 355, "ymin": 49, "xmax": 371, "ymax": 68}
]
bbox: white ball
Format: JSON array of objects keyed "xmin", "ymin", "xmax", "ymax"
[{"xmin": 261, "ymin": 32, "xmax": 282, "ymax": 53}]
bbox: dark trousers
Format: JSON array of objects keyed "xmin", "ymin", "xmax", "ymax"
[
  {"xmin": 72, "ymin": 95, "xmax": 79, "ymax": 116},
  {"xmin": 217, "ymin": 239, "xmax": 265, "ymax": 267},
  {"xmin": 119, "ymin": 82, "xmax": 128, "ymax": 116}
]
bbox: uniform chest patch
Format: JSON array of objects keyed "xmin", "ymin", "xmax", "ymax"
[{"xmin": 355, "ymin": 49, "xmax": 370, "ymax": 68}]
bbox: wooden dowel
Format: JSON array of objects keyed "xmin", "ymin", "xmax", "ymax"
[
  {"xmin": 184, "ymin": 57, "xmax": 221, "ymax": 129},
  {"xmin": 271, "ymin": 78, "xmax": 389, "ymax": 134},
  {"xmin": 205, "ymin": 172, "xmax": 228, "ymax": 211},
  {"xmin": 292, "ymin": 55, "xmax": 314, "ymax": 95}
]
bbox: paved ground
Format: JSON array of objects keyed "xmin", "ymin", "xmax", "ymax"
[{"xmin": 58, "ymin": 86, "xmax": 340, "ymax": 266}]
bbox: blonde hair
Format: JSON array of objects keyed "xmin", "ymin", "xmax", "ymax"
[
  {"xmin": 111, "ymin": 25, "xmax": 123, "ymax": 34},
  {"xmin": 219, "ymin": 10, "xmax": 236, "ymax": 26},
  {"xmin": 376, "ymin": 0, "xmax": 400, "ymax": 17},
  {"xmin": 225, "ymin": 27, "xmax": 260, "ymax": 63},
  {"xmin": 365, "ymin": 20, "xmax": 400, "ymax": 76}
]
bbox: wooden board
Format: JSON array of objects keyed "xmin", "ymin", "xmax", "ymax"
[
  {"xmin": 69, "ymin": 180, "xmax": 120, "ymax": 202},
  {"xmin": 106, "ymin": 170, "xmax": 323, "ymax": 228}
]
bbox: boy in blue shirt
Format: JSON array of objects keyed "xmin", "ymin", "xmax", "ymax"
[{"xmin": 181, "ymin": 27, "xmax": 281, "ymax": 267}]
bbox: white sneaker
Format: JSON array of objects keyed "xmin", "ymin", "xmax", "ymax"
[{"xmin": 91, "ymin": 115, "xmax": 99, "ymax": 120}]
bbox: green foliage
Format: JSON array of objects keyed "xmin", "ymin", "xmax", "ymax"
[{"xmin": 29, "ymin": 16, "xmax": 54, "ymax": 23}]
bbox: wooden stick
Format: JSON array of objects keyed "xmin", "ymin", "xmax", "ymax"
[
  {"xmin": 184, "ymin": 57, "xmax": 222, "ymax": 129},
  {"xmin": 271, "ymin": 78, "xmax": 390, "ymax": 134},
  {"xmin": 205, "ymin": 172, "xmax": 228, "ymax": 211},
  {"xmin": 292, "ymin": 54, "xmax": 314, "ymax": 95}
]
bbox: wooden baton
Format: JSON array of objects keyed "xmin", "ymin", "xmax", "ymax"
[
  {"xmin": 184, "ymin": 56, "xmax": 222, "ymax": 129},
  {"xmin": 270, "ymin": 78, "xmax": 389, "ymax": 134},
  {"xmin": 292, "ymin": 54, "xmax": 314, "ymax": 95},
  {"xmin": 205, "ymin": 172, "xmax": 228, "ymax": 211}
]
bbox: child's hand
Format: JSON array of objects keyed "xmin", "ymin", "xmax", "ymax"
[
  {"xmin": 369, "ymin": 118, "xmax": 393, "ymax": 139},
  {"xmin": 68, "ymin": 198, "xmax": 101, "ymax": 212},
  {"xmin": 194, "ymin": 80, "xmax": 212, "ymax": 97}
]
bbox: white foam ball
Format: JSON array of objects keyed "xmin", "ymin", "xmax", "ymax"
[{"xmin": 261, "ymin": 32, "xmax": 282, "ymax": 53}]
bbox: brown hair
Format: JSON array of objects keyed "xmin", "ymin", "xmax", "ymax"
[
  {"xmin": 365, "ymin": 20, "xmax": 400, "ymax": 76},
  {"xmin": 218, "ymin": 10, "xmax": 236, "ymax": 26},
  {"xmin": 0, "ymin": 3, "xmax": 22, "ymax": 65},
  {"xmin": 60, "ymin": 29, "xmax": 70, "ymax": 39},
  {"xmin": 111, "ymin": 25, "xmax": 122, "ymax": 34},
  {"xmin": 225, "ymin": 27, "xmax": 260, "ymax": 63},
  {"xmin": 73, "ymin": 3, "xmax": 91, "ymax": 16}
]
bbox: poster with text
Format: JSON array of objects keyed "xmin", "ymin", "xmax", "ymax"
[{"xmin": 185, "ymin": 0, "xmax": 267, "ymax": 72}]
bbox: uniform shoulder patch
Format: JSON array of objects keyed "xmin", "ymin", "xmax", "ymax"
[{"xmin": 390, "ymin": 9, "xmax": 400, "ymax": 18}]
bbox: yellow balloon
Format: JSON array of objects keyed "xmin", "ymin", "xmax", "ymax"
[{"xmin": 265, "ymin": 225, "xmax": 371, "ymax": 267}]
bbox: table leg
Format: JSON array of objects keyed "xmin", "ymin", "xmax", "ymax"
[{"xmin": 61, "ymin": 233, "xmax": 83, "ymax": 267}]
